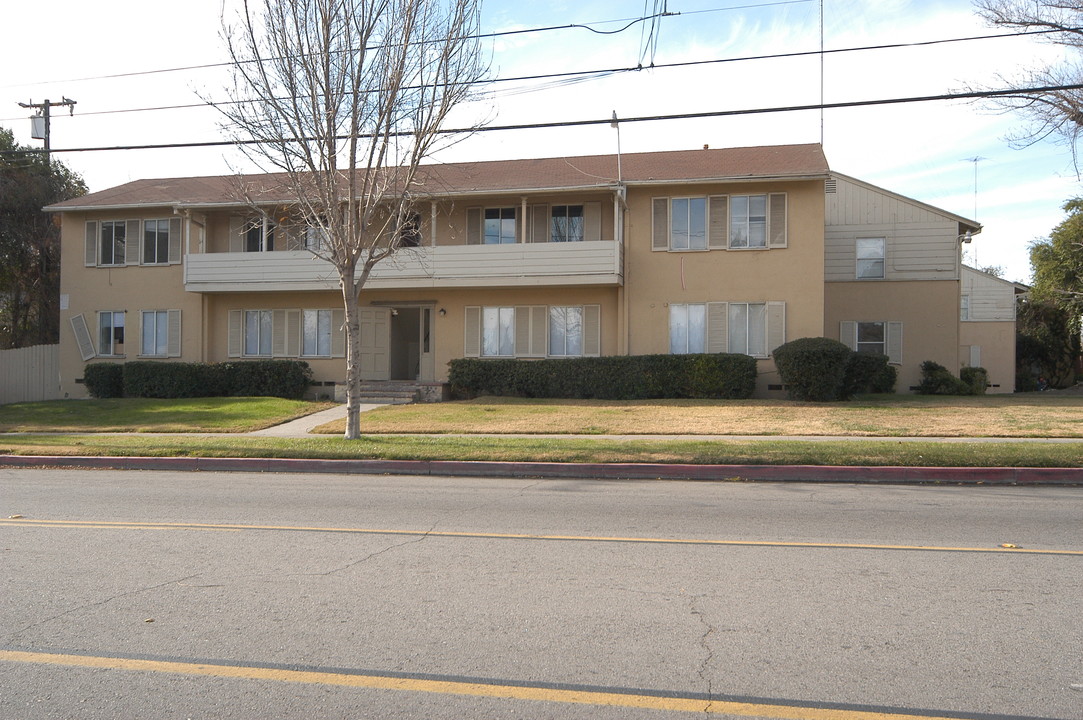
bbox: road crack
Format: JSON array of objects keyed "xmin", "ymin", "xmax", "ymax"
[
  {"xmin": 689, "ymin": 594, "xmax": 716, "ymax": 711},
  {"xmin": 5, "ymin": 573, "xmax": 202, "ymax": 643}
]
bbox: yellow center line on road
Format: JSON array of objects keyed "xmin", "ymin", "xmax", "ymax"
[
  {"xmin": 0, "ymin": 649, "xmax": 990, "ymax": 720},
  {"xmin": 2, "ymin": 518, "xmax": 1080, "ymax": 555}
]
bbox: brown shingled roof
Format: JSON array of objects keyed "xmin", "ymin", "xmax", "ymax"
[{"xmin": 47, "ymin": 143, "xmax": 828, "ymax": 210}]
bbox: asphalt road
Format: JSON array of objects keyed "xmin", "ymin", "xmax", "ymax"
[{"xmin": 1, "ymin": 469, "xmax": 1081, "ymax": 719}]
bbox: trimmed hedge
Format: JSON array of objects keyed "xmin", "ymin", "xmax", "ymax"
[
  {"xmin": 448, "ymin": 353, "xmax": 757, "ymax": 400},
  {"xmin": 773, "ymin": 337, "xmax": 854, "ymax": 401},
  {"xmin": 84, "ymin": 363, "xmax": 124, "ymax": 399},
  {"xmin": 844, "ymin": 352, "xmax": 897, "ymax": 396},
  {"xmin": 83, "ymin": 360, "xmax": 312, "ymax": 399},
  {"xmin": 917, "ymin": 361, "xmax": 988, "ymax": 395}
]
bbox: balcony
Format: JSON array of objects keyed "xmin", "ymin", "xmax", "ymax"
[{"xmin": 184, "ymin": 241, "xmax": 623, "ymax": 293}]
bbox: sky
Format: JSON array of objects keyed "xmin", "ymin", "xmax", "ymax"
[{"xmin": 2, "ymin": 0, "xmax": 1080, "ymax": 284}]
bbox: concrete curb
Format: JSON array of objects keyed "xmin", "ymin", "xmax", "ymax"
[{"xmin": 2, "ymin": 455, "xmax": 1081, "ymax": 485}]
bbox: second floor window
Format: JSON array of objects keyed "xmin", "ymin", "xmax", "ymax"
[
  {"xmin": 856, "ymin": 237, "xmax": 885, "ymax": 279},
  {"xmin": 484, "ymin": 208, "xmax": 517, "ymax": 244},
  {"xmin": 143, "ymin": 220, "xmax": 170, "ymax": 264},
  {"xmin": 550, "ymin": 205, "xmax": 584, "ymax": 243},
  {"xmin": 245, "ymin": 220, "xmax": 274, "ymax": 252},
  {"xmin": 730, "ymin": 195, "xmax": 767, "ymax": 248},
  {"xmin": 100, "ymin": 221, "xmax": 126, "ymax": 265},
  {"xmin": 670, "ymin": 198, "xmax": 707, "ymax": 250}
]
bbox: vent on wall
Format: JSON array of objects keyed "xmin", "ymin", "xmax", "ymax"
[{"xmin": 825, "ymin": 178, "xmax": 837, "ymax": 194}]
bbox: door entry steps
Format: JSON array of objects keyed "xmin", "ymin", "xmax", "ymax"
[{"xmin": 352, "ymin": 381, "xmax": 447, "ymax": 404}]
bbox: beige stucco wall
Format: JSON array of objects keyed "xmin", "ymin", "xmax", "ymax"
[
  {"xmin": 58, "ymin": 210, "xmax": 202, "ymax": 398},
  {"xmin": 825, "ymin": 280, "xmax": 959, "ymax": 393},
  {"xmin": 623, "ymin": 180, "xmax": 826, "ymax": 393},
  {"xmin": 960, "ymin": 320, "xmax": 1016, "ymax": 393}
]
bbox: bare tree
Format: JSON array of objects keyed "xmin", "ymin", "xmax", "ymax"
[
  {"xmin": 217, "ymin": 0, "xmax": 487, "ymax": 438},
  {"xmin": 972, "ymin": 1, "xmax": 1083, "ymax": 167}
]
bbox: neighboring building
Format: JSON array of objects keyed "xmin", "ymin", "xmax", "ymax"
[
  {"xmin": 960, "ymin": 266, "xmax": 1025, "ymax": 393},
  {"xmin": 46, "ymin": 143, "xmax": 1012, "ymax": 399}
]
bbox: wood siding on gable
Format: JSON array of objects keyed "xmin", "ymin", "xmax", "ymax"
[
  {"xmin": 825, "ymin": 176, "xmax": 959, "ymax": 282},
  {"xmin": 961, "ymin": 268, "xmax": 1016, "ymax": 322}
]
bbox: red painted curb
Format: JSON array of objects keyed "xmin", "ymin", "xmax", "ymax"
[{"xmin": 2, "ymin": 455, "xmax": 1081, "ymax": 485}]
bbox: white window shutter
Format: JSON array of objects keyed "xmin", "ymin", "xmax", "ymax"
[
  {"xmin": 768, "ymin": 193, "xmax": 787, "ymax": 248},
  {"xmin": 531, "ymin": 306, "xmax": 547, "ymax": 356},
  {"xmin": 583, "ymin": 305, "xmax": 601, "ymax": 357},
  {"xmin": 840, "ymin": 321, "xmax": 857, "ymax": 351},
  {"xmin": 331, "ymin": 308, "xmax": 346, "ymax": 358},
  {"xmin": 969, "ymin": 344, "xmax": 981, "ymax": 368},
  {"xmin": 708, "ymin": 196, "xmax": 728, "ymax": 250},
  {"xmin": 284, "ymin": 309, "xmax": 301, "ymax": 357},
  {"xmin": 272, "ymin": 310, "xmax": 288, "ymax": 357},
  {"xmin": 707, "ymin": 302, "xmax": 728, "ymax": 353},
  {"xmin": 886, "ymin": 322, "xmax": 903, "ymax": 365},
  {"xmin": 530, "ymin": 204, "xmax": 548, "ymax": 243},
  {"xmin": 514, "ymin": 306, "xmax": 545, "ymax": 358},
  {"xmin": 766, "ymin": 301, "xmax": 786, "ymax": 355},
  {"xmin": 652, "ymin": 198, "xmax": 669, "ymax": 251},
  {"xmin": 167, "ymin": 309, "xmax": 182, "ymax": 357},
  {"xmin": 466, "ymin": 208, "xmax": 482, "ymax": 245},
  {"xmin": 125, "ymin": 219, "xmax": 140, "ymax": 265},
  {"xmin": 464, "ymin": 306, "xmax": 481, "ymax": 357},
  {"xmin": 84, "ymin": 221, "xmax": 98, "ymax": 266},
  {"xmin": 227, "ymin": 309, "xmax": 243, "ymax": 358},
  {"xmin": 71, "ymin": 314, "xmax": 96, "ymax": 360},
  {"xmin": 169, "ymin": 218, "xmax": 183, "ymax": 264},
  {"xmin": 229, "ymin": 217, "xmax": 243, "ymax": 252},
  {"xmin": 583, "ymin": 202, "xmax": 602, "ymax": 243}
]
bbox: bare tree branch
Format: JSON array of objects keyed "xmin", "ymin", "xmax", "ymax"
[{"xmin": 215, "ymin": 0, "xmax": 487, "ymax": 438}]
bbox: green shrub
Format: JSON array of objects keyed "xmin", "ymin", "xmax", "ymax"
[
  {"xmin": 448, "ymin": 354, "xmax": 757, "ymax": 400},
  {"xmin": 83, "ymin": 363, "xmax": 124, "ymax": 399},
  {"xmin": 916, "ymin": 361, "xmax": 970, "ymax": 395},
  {"xmin": 772, "ymin": 337, "xmax": 854, "ymax": 401},
  {"xmin": 844, "ymin": 353, "xmax": 897, "ymax": 396},
  {"xmin": 960, "ymin": 366, "xmax": 989, "ymax": 395},
  {"xmin": 221, "ymin": 360, "xmax": 312, "ymax": 399},
  {"xmin": 123, "ymin": 361, "xmax": 227, "ymax": 399}
]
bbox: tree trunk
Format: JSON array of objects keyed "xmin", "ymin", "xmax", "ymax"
[{"xmin": 340, "ymin": 269, "xmax": 363, "ymax": 440}]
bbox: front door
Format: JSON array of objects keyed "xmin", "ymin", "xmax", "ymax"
[{"xmin": 359, "ymin": 307, "xmax": 390, "ymax": 381}]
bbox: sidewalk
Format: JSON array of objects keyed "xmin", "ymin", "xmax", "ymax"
[{"xmin": 3, "ymin": 403, "xmax": 1081, "ymax": 485}]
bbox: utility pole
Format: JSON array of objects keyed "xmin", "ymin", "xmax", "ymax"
[{"xmin": 18, "ymin": 97, "xmax": 77, "ymax": 161}]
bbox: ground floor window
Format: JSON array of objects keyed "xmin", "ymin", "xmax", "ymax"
[
  {"xmin": 840, "ymin": 320, "xmax": 902, "ymax": 365},
  {"xmin": 302, "ymin": 309, "xmax": 332, "ymax": 357},
  {"xmin": 245, "ymin": 310, "xmax": 272, "ymax": 356},
  {"xmin": 482, "ymin": 307, "xmax": 515, "ymax": 356},
  {"xmin": 98, "ymin": 311, "xmax": 125, "ymax": 356},
  {"xmin": 549, "ymin": 306, "xmax": 583, "ymax": 356},
  {"xmin": 857, "ymin": 321, "xmax": 886, "ymax": 356},
  {"xmin": 141, "ymin": 310, "xmax": 169, "ymax": 356},
  {"xmin": 669, "ymin": 303, "xmax": 706, "ymax": 354},
  {"xmin": 728, "ymin": 302, "xmax": 767, "ymax": 357}
]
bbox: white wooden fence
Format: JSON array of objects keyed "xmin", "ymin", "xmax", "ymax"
[{"xmin": 0, "ymin": 344, "xmax": 61, "ymax": 405}]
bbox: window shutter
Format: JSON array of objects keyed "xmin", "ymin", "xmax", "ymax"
[
  {"xmin": 583, "ymin": 202, "xmax": 602, "ymax": 242},
  {"xmin": 228, "ymin": 309, "xmax": 243, "ymax": 358},
  {"xmin": 272, "ymin": 309, "xmax": 288, "ymax": 357},
  {"xmin": 530, "ymin": 204, "xmax": 548, "ymax": 243},
  {"xmin": 839, "ymin": 321, "xmax": 857, "ymax": 351},
  {"xmin": 84, "ymin": 221, "xmax": 98, "ymax": 266},
  {"xmin": 168, "ymin": 218, "xmax": 183, "ymax": 264},
  {"xmin": 125, "ymin": 219, "xmax": 140, "ymax": 265},
  {"xmin": 886, "ymin": 322, "xmax": 903, "ymax": 365},
  {"xmin": 969, "ymin": 344, "xmax": 981, "ymax": 368},
  {"xmin": 71, "ymin": 314, "xmax": 96, "ymax": 360},
  {"xmin": 514, "ymin": 306, "xmax": 546, "ymax": 357},
  {"xmin": 766, "ymin": 302, "xmax": 786, "ymax": 355},
  {"xmin": 167, "ymin": 309, "xmax": 182, "ymax": 357},
  {"xmin": 331, "ymin": 308, "xmax": 346, "ymax": 358},
  {"xmin": 708, "ymin": 196, "xmax": 728, "ymax": 250},
  {"xmin": 652, "ymin": 198, "xmax": 669, "ymax": 251},
  {"xmin": 464, "ymin": 306, "xmax": 481, "ymax": 357},
  {"xmin": 284, "ymin": 309, "xmax": 301, "ymax": 357},
  {"xmin": 466, "ymin": 208, "xmax": 482, "ymax": 245},
  {"xmin": 229, "ymin": 217, "xmax": 243, "ymax": 252},
  {"xmin": 707, "ymin": 302, "xmax": 728, "ymax": 353},
  {"xmin": 583, "ymin": 305, "xmax": 601, "ymax": 357},
  {"xmin": 768, "ymin": 193, "xmax": 787, "ymax": 248}
]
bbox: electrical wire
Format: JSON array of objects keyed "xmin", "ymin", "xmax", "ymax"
[
  {"xmin": 6, "ymin": 82, "xmax": 1080, "ymax": 157},
  {"xmin": 1, "ymin": 26, "xmax": 1071, "ymax": 124}
]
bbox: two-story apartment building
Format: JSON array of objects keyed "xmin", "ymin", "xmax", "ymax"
[{"xmin": 47, "ymin": 143, "xmax": 1010, "ymax": 400}]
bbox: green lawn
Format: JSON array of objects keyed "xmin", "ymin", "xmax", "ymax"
[
  {"xmin": 0, "ymin": 397, "xmax": 333, "ymax": 433},
  {"xmin": 0, "ymin": 394, "xmax": 1080, "ymax": 467}
]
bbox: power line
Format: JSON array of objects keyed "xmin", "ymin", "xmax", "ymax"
[
  {"xmin": 1, "ymin": 26, "xmax": 1071, "ymax": 124},
  {"xmin": 7, "ymin": 83, "xmax": 1080, "ymax": 157}
]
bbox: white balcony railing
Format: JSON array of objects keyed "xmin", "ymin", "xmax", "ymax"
[{"xmin": 184, "ymin": 241, "xmax": 622, "ymax": 293}]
